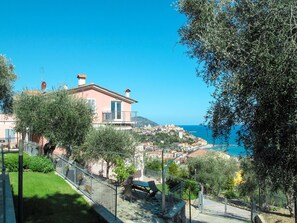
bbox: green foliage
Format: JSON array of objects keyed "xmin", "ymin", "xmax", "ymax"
[
  {"xmin": 187, "ymin": 153, "xmax": 238, "ymax": 195},
  {"xmin": 0, "ymin": 55, "xmax": 16, "ymax": 113},
  {"xmin": 145, "ymin": 158, "xmax": 162, "ymax": 171},
  {"xmin": 80, "ymin": 126, "xmax": 136, "ymax": 178},
  {"xmin": 4, "ymin": 153, "xmax": 53, "ymax": 173},
  {"xmin": 166, "ymin": 176, "xmax": 199, "ymax": 200},
  {"xmin": 178, "ymin": 0, "xmax": 297, "ymax": 206},
  {"xmin": 224, "ymin": 190, "xmax": 238, "ymax": 199},
  {"xmin": 113, "ymin": 158, "xmax": 136, "ymax": 183},
  {"xmin": 168, "ymin": 162, "xmax": 179, "ymax": 176},
  {"xmin": 178, "ymin": 0, "xmax": 297, "ymax": 204},
  {"xmin": 238, "ymin": 157, "xmax": 259, "ymax": 197},
  {"xmin": 4, "ymin": 153, "xmax": 30, "ymax": 172},
  {"xmin": 13, "ymin": 89, "xmax": 94, "ymax": 148},
  {"xmin": 28, "ymin": 155, "xmax": 54, "ymax": 173}
]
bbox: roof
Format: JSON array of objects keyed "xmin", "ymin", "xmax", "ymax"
[
  {"xmin": 67, "ymin": 83, "xmax": 138, "ymax": 104},
  {"xmin": 187, "ymin": 149, "xmax": 212, "ymax": 158}
]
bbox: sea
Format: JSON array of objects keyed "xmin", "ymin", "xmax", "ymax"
[{"xmin": 179, "ymin": 125, "xmax": 246, "ymax": 157}]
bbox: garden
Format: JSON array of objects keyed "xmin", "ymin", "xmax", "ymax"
[{"xmin": 5, "ymin": 153, "xmax": 100, "ymax": 223}]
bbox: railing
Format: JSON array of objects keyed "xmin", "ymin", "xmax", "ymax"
[
  {"xmin": 0, "ymin": 147, "xmax": 5, "ymax": 223},
  {"xmin": 0, "ymin": 147, "xmax": 16, "ymax": 223},
  {"xmin": 24, "ymin": 141, "xmax": 39, "ymax": 156},
  {"xmin": 53, "ymin": 155, "xmax": 118, "ymax": 220},
  {"xmin": 102, "ymin": 111, "xmax": 137, "ymax": 124}
]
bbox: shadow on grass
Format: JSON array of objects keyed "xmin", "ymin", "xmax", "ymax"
[{"xmin": 12, "ymin": 192, "xmax": 105, "ymax": 223}]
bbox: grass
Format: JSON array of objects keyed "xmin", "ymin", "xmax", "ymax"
[
  {"xmin": 261, "ymin": 208, "xmax": 294, "ymax": 223},
  {"xmin": 9, "ymin": 172, "xmax": 101, "ymax": 223}
]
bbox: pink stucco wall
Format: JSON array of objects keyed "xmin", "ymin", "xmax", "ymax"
[{"xmin": 72, "ymin": 88, "xmax": 132, "ymax": 124}]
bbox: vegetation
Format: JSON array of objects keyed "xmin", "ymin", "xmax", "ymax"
[
  {"xmin": 178, "ymin": 0, "xmax": 297, "ymax": 215},
  {"xmin": 28, "ymin": 155, "xmax": 55, "ymax": 173},
  {"xmin": 113, "ymin": 158, "xmax": 136, "ymax": 183},
  {"xmin": 4, "ymin": 153, "xmax": 31, "ymax": 172},
  {"xmin": 9, "ymin": 172, "xmax": 99, "ymax": 223},
  {"xmin": 4, "ymin": 153, "xmax": 54, "ymax": 173},
  {"xmin": 145, "ymin": 158, "xmax": 162, "ymax": 171},
  {"xmin": 187, "ymin": 153, "xmax": 238, "ymax": 195},
  {"xmin": 78, "ymin": 126, "xmax": 137, "ymax": 178},
  {"xmin": 0, "ymin": 55, "xmax": 16, "ymax": 113},
  {"xmin": 13, "ymin": 89, "xmax": 94, "ymax": 153}
]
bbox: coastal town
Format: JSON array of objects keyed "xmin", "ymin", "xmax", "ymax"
[{"xmin": 132, "ymin": 124, "xmax": 222, "ymax": 164}]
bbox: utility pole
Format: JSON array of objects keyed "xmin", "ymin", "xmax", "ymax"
[
  {"xmin": 161, "ymin": 149, "xmax": 165, "ymax": 215},
  {"xmin": 18, "ymin": 136, "xmax": 24, "ymax": 223}
]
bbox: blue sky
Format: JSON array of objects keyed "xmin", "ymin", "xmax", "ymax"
[{"xmin": 1, "ymin": 0, "xmax": 213, "ymax": 125}]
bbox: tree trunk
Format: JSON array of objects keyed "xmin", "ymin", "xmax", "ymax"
[
  {"xmin": 285, "ymin": 191, "xmax": 295, "ymax": 217},
  {"xmin": 295, "ymin": 196, "xmax": 297, "ymax": 223},
  {"xmin": 106, "ymin": 161, "xmax": 110, "ymax": 179}
]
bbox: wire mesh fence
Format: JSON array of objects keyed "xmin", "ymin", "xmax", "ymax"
[
  {"xmin": 24, "ymin": 141, "xmax": 39, "ymax": 156},
  {"xmin": 53, "ymin": 155, "xmax": 117, "ymax": 217}
]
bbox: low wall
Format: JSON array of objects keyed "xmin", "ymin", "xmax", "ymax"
[{"xmin": 163, "ymin": 201, "xmax": 187, "ymax": 223}]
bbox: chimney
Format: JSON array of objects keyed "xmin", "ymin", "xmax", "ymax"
[
  {"xmin": 125, "ymin": 89, "xmax": 131, "ymax": 97},
  {"xmin": 77, "ymin": 74, "xmax": 87, "ymax": 85},
  {"xmin": 41, "ymin": 81, "xmax": 47, "ymax": 91}
]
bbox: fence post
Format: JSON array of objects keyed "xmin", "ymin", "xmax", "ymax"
[
  {"xmin": 74, "ymin": 162, "xmax": 77, "ymax": 186},
  {"xmin": 188, "ymin": 189, "xmax": 192, "ymax": 223},
  {"xmin": 2, "ymin": 146, "xmax": 6, "ymax": 223},
  {"xmin": 251, "ymin": 198, "xmax": 256, "ymax": 223},
  {"xmin": 224, "ymin": 198, "xmax": 227, "ymax": 214},
  {"xmin": 115, "ymin": 184, "xmax": 118, "ymax": 220}
]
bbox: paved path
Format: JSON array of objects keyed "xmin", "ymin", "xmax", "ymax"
[{"xmin": 186, "ymin": 198, "xmax": 251, "ymax": 223}]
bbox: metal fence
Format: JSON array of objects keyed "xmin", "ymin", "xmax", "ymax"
[
  {"xmin": 24, "ymin": 141, "xmax": 40, "ymax": 156},
  {"xmin": 53, "ymin": 155, "xmax": 117, "ymax": 218},
  {"xmin": 0, "ymin": 148, "xmax": 5, "ymax": 223}
]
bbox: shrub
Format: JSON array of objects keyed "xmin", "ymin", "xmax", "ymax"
[
  {"xmin": 225, "ymin": 190, "xmax": 238, "ymax": 199},
  {"xmin": 4, "ymin": 153, "xmax": 30, "ymax": 172},
  {"xmin": 113, "ymin": 158, "xmax": 135, "ymax": 183},
  {"xmin": 28, "ymin": 156, "xmax": 54, "ymax": 173}
]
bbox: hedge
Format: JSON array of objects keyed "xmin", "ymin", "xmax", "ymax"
[{"xmin": 4, "ymin": 153, "xmax": 54, "ymax": 173}]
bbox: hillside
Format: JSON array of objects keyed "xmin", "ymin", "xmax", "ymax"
[{"xmin": 132, "ymin": 116, "xmax": 158, "ymax": 128}]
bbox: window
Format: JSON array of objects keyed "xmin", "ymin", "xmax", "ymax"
[
  {"xmin": 87, "ymin": 99, "xmax": 96, "ymax": 112},
  {"xmin": 111, "ymin": 101, "xmax": 121, "ymax": 119},
  {"xmin": 5, "ymin": 129, "xmax": 15, "ymax": 142}
]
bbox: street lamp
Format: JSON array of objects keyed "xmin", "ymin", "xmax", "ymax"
[{"xmin": 161, "ymin": 151, "xmax": 183, "ymax": 215}]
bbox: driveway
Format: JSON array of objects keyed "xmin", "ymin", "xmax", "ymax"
[{"xmin": 186, "ymin": 197, "xmax": 251, "ymax": 223}]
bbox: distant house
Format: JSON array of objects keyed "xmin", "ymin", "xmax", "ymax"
[{"xmin": 0, "ymin": 74, "xmax": 138, "ymax": 147}]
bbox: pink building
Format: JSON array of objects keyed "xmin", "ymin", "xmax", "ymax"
[
  {"xmin": 71, "ymin": 74, "xmax": 137, "ymax": 129},
  {"xmin": 0, "ymin": 74, "xmax": 138, "ymax": 147}
]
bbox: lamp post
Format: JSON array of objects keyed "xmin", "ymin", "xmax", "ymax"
[
  {"xmin": 161, "ymin": 150, "xmax": 183, "ymax": 216},
  {"xmin": 161, "ymin": 149, "xmax": 165, "ymax": 215}
]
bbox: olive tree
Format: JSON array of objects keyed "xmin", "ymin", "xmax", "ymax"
[
  {"xmin": 178, "ymin": 0, "xmax": 297, "ymax": 215},
  {"xmin": 79, "ymin": 126, "xmax": 136, "ymax": 178},
  {"xmin": 0, "ymin": 55, "xmax": 16, "ymax": 113},
  {"xmin": 187, "ymin": 152, "xmax": 238, "ymax": 195},
  {"xmin": 13, "ymin": 89, "xmax": 94, "ymax": 154}
]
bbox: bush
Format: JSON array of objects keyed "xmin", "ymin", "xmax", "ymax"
[
  {"xmin": 225, "ymin": 190, "xmax": 238, "ymax": 199},
  {"xmin": 28, "ymin": 156, "xmax": 54, "ymax": 173},
  {"xmin": 4, "ymin": 153, "xmax": 30, "ymax": 172}
]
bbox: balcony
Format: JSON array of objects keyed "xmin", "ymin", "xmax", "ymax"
[{"xmin": 102, "ymin": 111, "xmax": 137, "ymax": 125}]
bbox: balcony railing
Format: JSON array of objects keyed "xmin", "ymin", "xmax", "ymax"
[{"xmin": 102, "ymin": 111, "xmax": 137, "ymax": 124}]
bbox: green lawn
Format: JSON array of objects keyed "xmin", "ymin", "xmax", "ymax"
[{"xmin": 9, "ymin": 172, "xmax": 101, "ymax": 223}]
